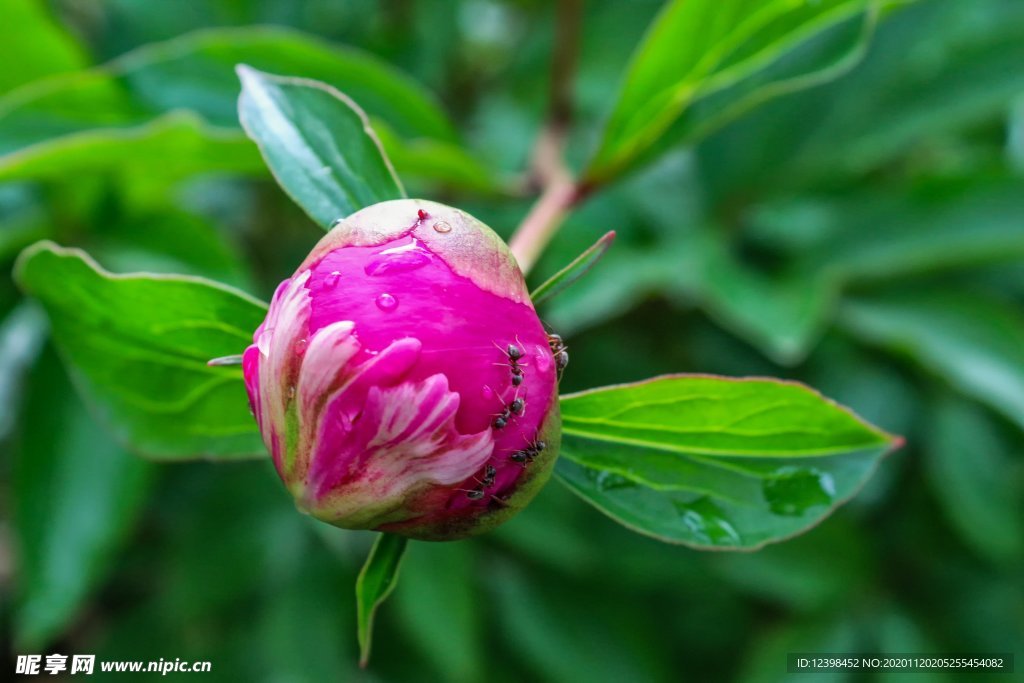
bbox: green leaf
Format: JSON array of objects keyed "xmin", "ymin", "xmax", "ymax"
[
  {"xmin": 0, "ymin": 112, "xmax": 263, "ymax": 189},
  {"xmin": 14, "ymin": 241, "xmax": 267, "ymax": 459},
  {"xmin": 238, "ymin": 66, "xmax": 405, "ymax": 229},
  {"xmin": 531, "ymin": 231, "xmax": 616, "ymax": 306},
  {"xmin": 556, "ymin": 375, "xmax": 898, "ymax": 549},
  {"xmin": 356, "ymin": 533, "xmax": 408, "ymax": 668},
  {"xmin": 926, "ymin": 397, "xmax": 1024, "ymax": 564},
  {"xmin": 841, "ymin": 289, "xmax": 1024, "ymax": 432},
  {"xmin": 0, "ymin": 0, "xmax": 86, "ymax": 93},
  {"xmin": 585, "ymin": 0, "xmax": 882, "ymax": 184},
  {"xmin": 700, "ymin": 0, "xmax": 1024, "ymax": 198},
  {"xmin": 14, "ymin": 346, "xmax": 153, "ymax": 648},
  {"xmin": 0, "ymin": 27, "xmax": 458, "ymax": 185}
]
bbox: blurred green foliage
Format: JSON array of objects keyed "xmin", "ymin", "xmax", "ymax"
[{"xmin": 1, "ymin": 0, "xmax": 1022, "ymax": 681}]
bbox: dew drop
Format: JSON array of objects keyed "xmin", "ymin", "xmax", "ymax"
[
  {"xmin": 433, "ymin": 220, "xmax": 452, "ymax": 233},
  {"xmin": 330, "ymin": 218, "xmax": 344, "ymax": 228},
  {"xmin": 534, "ymin": 345, "xmax": 553, "ymax": 372},
  {"xmin": 364, "ymin": 240, "xmax": 432, "ymax": 276},
  {"xmin": 481, "ymin": 385, "xmax": 495, "ymax": 401},
  {"xmin": 589, "ymin": 471, "xmax": 634, "ymax": 491},
  {"xmin": 762, "ymin": 467, "xmax": 835, "ymax": 517},
  {"xmin": 672, "ymin": 497, "xmax": 741, "ymax": 545},
  {"xmin": 324, "ymin": 270, "xmax": 341, "ymax": 288},
  {"xmin": 375, "ymin": 293, "xmax": 398, "ymax": 311},
  {"xmin": 295, "ymin": 338, "xmax": 308, "ymax": 355}
]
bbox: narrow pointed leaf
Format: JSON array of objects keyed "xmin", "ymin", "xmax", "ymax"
[
  {"xmin": 356, "ymin": 533, "xmax": 408, "ymax": 667},
  {"xmin": 531, "ymin": 231, "xmax": 616, "ymax": 305},
  {"xmin": 556, "ymin": 375, "xmax": 899, "ymax": 549},
  {"xmin": 14, "ymin": 241, "xmax": 267, "ymax": 459},
  {"xmin": 237, "ymin": 65, "xmax": 405, "ymax": 229},
  {"xmin": 585, "ymin": 0, "xmax": 883, "ymax": 184}
]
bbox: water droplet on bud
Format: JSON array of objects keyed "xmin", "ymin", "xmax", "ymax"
[
  {"xmin": 365, "ymin": 241, "xmax": 431, "ymax": 276},
  {"xmin": 433, "ymin": 221, "xmax": 452, "ymax": 233},
  {"xmin": 325, "ymin": 270, "xmax": 341, "ymax": 288},
  {"xmin": 295, "ymin": 338, "xmax": 308, "ymax": 355},
  {"xmin": 375, "ymin": 293, "xmax": 398, "ymax": 311}
]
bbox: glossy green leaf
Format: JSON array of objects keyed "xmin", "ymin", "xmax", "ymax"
[
  {"xmin": 14, "ymin": 346, "xmax": 153, "ymax": 648},
  {"xmin": 238, "ymin": 66, "xmax": 404, "ymax": 228},
  {"xmin": 926, "ymin": 397, "xmax": 1024, "ymax": 564},
  {"xmin": 531, "ymin": 231, "xmax": 616, "ymax": 306},
  {"xmin": 841, "ymin": 289, "xmax": 1024, "ymax": 432},
  {"xmin": 356, "ymin": 533, "xmax": 408, "ymax": 668},
  {"xmin": 14, "ymin": 241, "xmax": 267, "ymax": 459},
  {"xmin": 0, "ymin": 0, "xmax": 86, "ymax": 94},
  {"xmin": 585, "ymin": 0, "xmax": 881, "ymax": 184},
  {"xmin": 556, "ymin": 375, "xmax": 897, "ymax": 549}
]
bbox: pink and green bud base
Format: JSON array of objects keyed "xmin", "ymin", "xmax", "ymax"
[{"xmin": 242, "ymin": 200, "xmax": 561, "ymax": 540}]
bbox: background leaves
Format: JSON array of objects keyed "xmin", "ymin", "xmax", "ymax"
[{"xmin": 2, "ymin": 0, "xmax": 1023, "ymax": 680}]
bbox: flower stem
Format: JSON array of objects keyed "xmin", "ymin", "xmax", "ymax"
[{"xmin": 508, "ymin": 0, "xmax": 584, "ymax": 275}]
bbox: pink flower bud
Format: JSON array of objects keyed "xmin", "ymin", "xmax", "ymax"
[{"xmin": 243, "ymin": 200, "xmax": 561, "ymax": 540}]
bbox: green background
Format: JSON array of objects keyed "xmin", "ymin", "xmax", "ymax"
[{"xmin": 1, "ymin": 0, "xmax": 1022, "ymax": 681}]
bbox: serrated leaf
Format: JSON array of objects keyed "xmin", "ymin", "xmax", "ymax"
[
  {"xmin": 238, "ymin": 66, "xmax": 404, "ymax": 229},
  {"xmin": 585, "ymin": 0, "xmax": 882, "ymax": 184},
  {"xmin": 356, "ymin": 533, "xmax": 408, "ymax": 668},
  {"xmin": 14, "ymin": 346, "xmax": 153, "ymax": 648},
  {"xmin": 531, "ymin": 231, "xmax": 616, "ymax": 306},
  {"xmin": 14, "ymin": 241, "xmax": 267, "ymax": 459},
  {"xmin": 556, "ymin": 375, "xmax": 897, "ymax": 549}
]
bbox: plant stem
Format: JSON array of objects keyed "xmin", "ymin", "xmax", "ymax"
[{"xmin": 509, "ymin": 0, "xmax": 584, "ymax": 275}]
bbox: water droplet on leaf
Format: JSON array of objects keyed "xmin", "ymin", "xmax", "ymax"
[
  {"xmin": 762, "ymin": 466, "xmax": 835, "ymax": 517},
  {"xmin": 672, "ymin": 497, "xmax": 741, "ymax": 545}
]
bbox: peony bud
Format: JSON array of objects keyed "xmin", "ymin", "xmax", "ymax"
[{"xmin": 242, "ymin": 200, "xmax": 561, "ymax": 540}]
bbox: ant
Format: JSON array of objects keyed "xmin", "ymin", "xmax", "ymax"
[
  {"xmin": 510, "ymin": 438, "xmax": 547, "ymax": 466},
  {"xmin": 461, "ymin": 464, "xmax": 499, "ymax": 500},
  {"xmin": 490, "ymin": 389, "xmax": 527, "ymax": 429},
  {"xmin": 495, "ymin": 339, "xmax": 528, "ymax": 387},
  {"xmin": 547, "ymin": 333, "xmax": 569, "ymax": 380}
]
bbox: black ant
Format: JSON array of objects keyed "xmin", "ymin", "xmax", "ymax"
[
  {"xmin": 510, "ymin": 438, "xmax": 546, "ymax": 466},
  {"xmin": 490, "ymin": 389, "xmax": 526, "ymax": 429},
  {"xmin": 547, "ymin": 333, "xmax": 569, "ymax": 380},
  {"xmin": 495, "ymin": 339, "xmax": 528, "ymax": 387}
]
